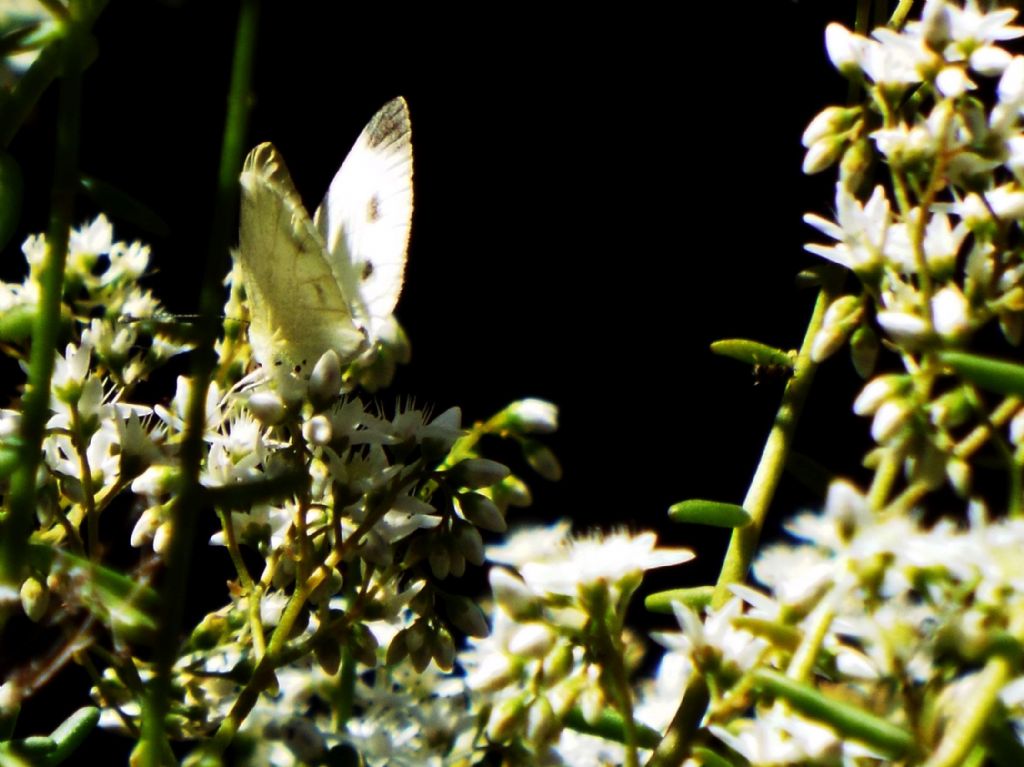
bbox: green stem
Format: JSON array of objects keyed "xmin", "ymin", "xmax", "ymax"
[
  {"xmin": 0, "ymin": 29, "xmax": 83, "ymax": 589},
  {"xmin": 138, "ymin": 0, "xmax": 259, "ymax": 762},
  {"xmin": 888, "ymin": 0, "xmax": 916, "ymax": 28},
  {"xmin": 0, "ymin": 1, "xmax": 108, "ymax": 148},
  {"xmin": 643, "ymin": 675, "xmax": 709, "ymax": 767},
  {"xmin": 69, "ymin": 401, "xmax": 99, "ymax": 559},
  {"xmin": 712, "ymin": 281, "xmax": 837, "ymax": 609},
  {"xmin": 649, "ymin": 281, "xmax": 837, "ymax": 765},
  {"xmin": 923, "ymin": 655, "xmax": 1014, "ymax": 767},
  {"xmin": 786, "ymin": 595, "xmax": 834, "ymax": 682}
]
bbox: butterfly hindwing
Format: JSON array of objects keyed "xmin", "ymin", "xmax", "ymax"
[
  {"xmin": 238, "ymin": 143, "xmax": 364, "ymax": 373},
  {"xmin": 314, "ymin": 97, "xmax": 413, "ymax": 342}
]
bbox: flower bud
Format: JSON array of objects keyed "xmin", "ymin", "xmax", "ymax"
[
  {"xmin": 302, "ymin": 414, "xmax": 332, "ymax": 446},
  {"xmin": 508, "ymin": 623, "xmax": 556, "ymax": 659},
  {"xmin": 504, "ymin": 398, "xmax": 559, "ymax": 434},
  {"xmin": 428, "ymin": 543, "xmax": 451, "ymax": 580},
  {"xmin": 487, "ymin": 693, "xmax": 528, "ymax": 743},
  {"xmin": 309, "ymin": 349, "xmax": 343, "ymax": 406},
  {"xmin": 490, "ymin": 567, "xmax": 540, "ymax": 619},
  {"xmin": 152, "ymin": 520, "xmax": 173, "ymax": 555},
  {"xmin": 803, "ymin": 136, "xmax": 846, "ymax": 175},
  {"xmin": 458, "ymin": 492, "xmax": 507, "ymax": 532},
  {"xmin": 825, "ymin": 23, "xmax": 863, "ymax": 77},
  {"xmin": 853, "ymin": 375, "xmax": 906, "ymax": 416},
  {"xmin": 20, "ymin": 577, "xmax": 48, "ymax": 622},
  {"xmin": 247, "ymin": 390, "xmax": 286, "ymax": 425},
  {"xmin": 542, "ymin": 642, "xmax": 574, "ymax": 685},
  {"xmin": 849, "ymin": 325, "xmax": 878, "ymax": 379},
  {"xmin": 802, "ymin": 106, "xmax": 857, "ymax": 147},
  {"xmin": 877, "ymin": 310, "xmax": 931, "ymax": 345},
  {"xmin": 453, "ymin": 520, "xmax": 484, "ymax": 565},
  {"xmin": 527, "ymin": 695, "xmax": 559, "ymax": 748},
  {"xmin": 386, "ymin": 629, "xmax": 409, "ymax": 665},
  {"xmin": 523, "ymin": 441, "xmax": 562, "ymax": 481},
  {"xmin": 447, "ymin": 458, "xmax": 510, "ymax": 489},
  {"xmin": 445, "ymin": 594, "xmax": 489, "ymax": 638},
  {"xmin": 467, "ymin": 653, "xmax": 516, "ymax": 692},
  {"xmin": 871, "ymin": 400, "xmax": 912, "ymax": 443},
  {"xmin": 931, "ymin": 285, "xmax": 970, "ymax": 340},
  {"xmin": 432, "ymin": 627, "xmax": 455, "ymax": 671}
]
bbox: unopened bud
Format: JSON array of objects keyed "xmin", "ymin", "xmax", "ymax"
[
  {"xmin": 447, "ymin": 458, "xmax": 510, "ymax": 489},
  {"xmin": 247, "ymin": 391, "xmax": 286, "ymax": 425},
  {"xmin": 309, "ymin": 350, "xmax": 343, "ymax": 407},
  {"xmin": 20, "ymin": 577, "xmax": 48, "ymax": 622},
  {"xmin": 459, "ymin": 492, "xmax": 507, "ymax": 532},
  {"xmin": 302, "ymin": 414, "xmax": 332, "ymax": 446},
  {"xmin": 504, "ymin": 398, "xmax": 559, "ymax": 434}
]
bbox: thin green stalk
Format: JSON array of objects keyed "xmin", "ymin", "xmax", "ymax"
[
  {"xmin": 888, "ymin": 0, "xmax": 916, "ymax": 28},
  {"xmin": 786, "ymin": 596, "xmax": 835, "ymax": 682},
  {"xmin": 923, "ymin": 654, "xmax": 1015, "ymax": 767},
  {"xmin": 69, "ymin": 401, "xmax": 100, "ymax": 559},
  {"xmin": 712, "ymin": 281, "xmax": 837, "ymax": 609},
  {"xmin": 644, "ymin": 675, "xmax": 709, "ymax": 767},
  {"xmin": 216, "ymin": 507, "xmax": 266, "ymax": 657},
  {"xmin": 137, "ymin": 0, "xmax": 259, "ymax": 762},
  {"xmin": 0, "ymin": 0, "xmax": 108, "ymax": 148},
  {"xmin": 648, "ymin": 280, "xmax": 837, "ymax": 766},
  {"xmin": 0, "ymin": 30, "xmax": 83, "ymax": 589}
]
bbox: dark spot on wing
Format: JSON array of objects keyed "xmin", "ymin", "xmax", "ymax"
[
  {"xmin": 367, "ymin": 194, "xmax": 381, "ymax": 222},
  {"xmin": 362, "ymin": 261, "xmax": 374, "ymax": 281}
]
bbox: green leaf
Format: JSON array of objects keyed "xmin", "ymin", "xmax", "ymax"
[
  {"xmin": 710, "ymin": 339, "xmax": 794, "ymax": 370},
  {"xmin": 668, "ymin": 499, "xmax": 750, "ymax": 528},
  {"xmin": 563, "ymin": 707, "xmax": 661, "ymax": 749},
  {"xmin": 4, "ymin": 736, "xmax": 55, "ymax": 759},
  {"xmin": 42, "ymin": 707, "xmax": 98, "ymax": 766},
  {"xmin": 79, "ymin": 175, "xmax": 168, "ymax": 237},
  {"xmin": 938, "ymin": 351, "xmax": 1024, "ymax": 397},
  {"xmin": 644, "ymin": 586, "xmax": 713, "ymax": 614},
  {"xmin": 752, "ymin": 668, "xmax": 915, "ymax": 757}
]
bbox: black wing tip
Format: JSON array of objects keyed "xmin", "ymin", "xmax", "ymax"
[{"xmin": 365, "ymin": 97, "xmax": 411, "ymax": 150}]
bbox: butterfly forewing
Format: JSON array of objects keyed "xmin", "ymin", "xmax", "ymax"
[
  {"xmin": 238, "ymin": 143, "xmax": 363, "ymax": 372},
  {"xmin": 314, "ymin": 96, "xmax": 413, "ymax": 343}
]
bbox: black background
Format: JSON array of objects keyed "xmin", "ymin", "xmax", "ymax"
[{"xmin": 6, "ymin": 0, "xmax": 875, "ymax": 759}]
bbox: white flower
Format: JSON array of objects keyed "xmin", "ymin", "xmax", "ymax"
[
  {"xmin": 655, "ymin": 598, "xmax": 768, "ymax": 673},
  {"xmin": 804, "ymin": 184, "xmax": 891, "ymax": 273},
  {"xmin": 876, "ymin": 309, "xmax": 931, "ymax": 343},
  {"xmin": 709, "ymin": 709, "xmax": 841, "ymax": 765},
  {"xmin": 486, "ymin": 519, "xmax": 572, "ymax": 567},
  {"xmin": 519, "ymin": 529, "xmax": 693, "ymax": 597},
  {"xmin": 931, "ymin": 283, "xmax": 971, "ymax": 338},
  {"xmin": 943, "ymin": 1, "xmax": 1024, "ymax": 71}
]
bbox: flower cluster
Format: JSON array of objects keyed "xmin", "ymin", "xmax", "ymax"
[
  {"xmin": 802, "ymin": 1, "xmax": 1024, "ymax": 501},
  {"xmin": 0, "ymin": 211, "xmax": 700, "ymax": 766},
  {"xmin": 656, "ymin": 2, "xmax": 1024, "ymax": 764}
]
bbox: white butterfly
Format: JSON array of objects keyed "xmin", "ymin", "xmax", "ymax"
[{"xmin": 236, "ymin": 97, "xmax": 413, "ymax": 380}]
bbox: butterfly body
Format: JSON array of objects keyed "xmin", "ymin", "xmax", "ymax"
[{"xmin": 237, "ymin": 97, "xmax": 413, "ymax": 379}]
